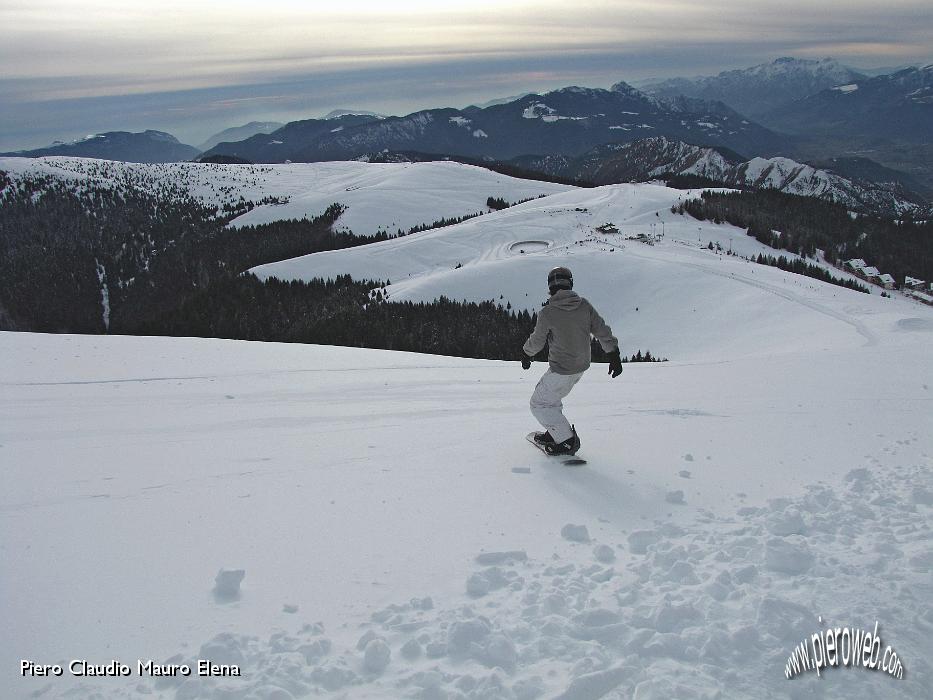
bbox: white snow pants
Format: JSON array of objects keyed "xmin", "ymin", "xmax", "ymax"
[{"xmin": 530, "ymin": 369, "xmax": 584, "ymax": 443}]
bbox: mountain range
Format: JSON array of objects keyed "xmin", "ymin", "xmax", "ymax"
[
  {"xmin": 638, "ymin": 57, "xmax": 866, "ymax": 119},
  {"xmin": 766, "ymin": 64, "xmax": 933, "ymax": 140},
  {"xmin": 0, "ymin": 130, "xmax": 200, "ymax": 163},
  {"xmin": 3, "ymin": 57, "xmax": 930, "ymax": 207},
  {"xmin": 506, "ymin": 136, "xmax": 929, "ymax": 217},
  {"xmin": 202, "ymin": 84, "xmax": 789, "ymax": 163},
  {"xmin": 639, "ymin": 58, "xmax": 933, "ymax": 188},
  {"xmin": 196, "ymin": 121, "xmax": 284, "ymax": 152}
]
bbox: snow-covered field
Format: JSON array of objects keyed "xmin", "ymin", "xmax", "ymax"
[
  {"xmin": 2, "ymin": 159, "xmax": 932, "ymax": 698},
  {"xmin": 0, "ymin": 157, "xmax": 571, "ymax": 236},
  {"xmin": 3, "ymin": 309, "xmax": 931, "ymax": 699}
]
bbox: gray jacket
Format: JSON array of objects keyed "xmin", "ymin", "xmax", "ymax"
[{"xmin": 523, "ymin": 290, "xmax": 619, "ymax": 375}]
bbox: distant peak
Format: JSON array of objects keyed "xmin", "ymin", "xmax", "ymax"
[
  {"xmin": 143, "ymin": 130, "xmax": 180, "ymax": 142},
  {"xmin": 324, "ymin": 109, "xmax": 385, "ymax": 120},
  {"xmin": 610, "ymin": 80, "xmax": 638, "ymax": 93},
  {"xmin": 549, "ymin": 86, "xmax": 605, "ymax": 96}
]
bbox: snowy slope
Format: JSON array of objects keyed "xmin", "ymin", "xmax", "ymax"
[
  {"xmin": 0, "ymin": 157, "xmax": 572, "ymax": 236},
  {"xmin": 517, "ymin": 138, "xmax": 930, "ymax": 218},
  {"xmin": 252, "ymin": 182, "xmax": 897, "ymax": 362},
  {"xmin": 3, "ymin": 158, "xmax": 932, "ymax": 699},
  {"xmin": 2, "ymin": 310, "xmax": 931, "ymax": 698}
]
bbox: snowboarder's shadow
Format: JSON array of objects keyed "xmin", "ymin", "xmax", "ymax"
[{"xmin": 541, "ymin": 462, "xmax": 645, "ymax": 523}]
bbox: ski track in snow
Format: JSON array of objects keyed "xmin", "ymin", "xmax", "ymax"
[{"xmin": 621, "ymin": 246, "xmax": 879, "ymax": 348}]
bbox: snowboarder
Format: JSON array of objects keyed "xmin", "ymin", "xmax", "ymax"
[{"xmin": 521, "ymin": 266, "xmax": 623, "ymax": 455}]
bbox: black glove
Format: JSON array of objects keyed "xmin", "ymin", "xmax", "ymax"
[
  {"xmin": 521, "ymin": 355, "xmax": 532, "ymax": 370},
  {"xmin": 607, "ymin": 350, "xmax": 623, "ymax": 378}
]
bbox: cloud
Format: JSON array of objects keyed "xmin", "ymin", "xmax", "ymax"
[{"xmin": 0, "ymin": 0, "xmax": 929, "ymax": 149}]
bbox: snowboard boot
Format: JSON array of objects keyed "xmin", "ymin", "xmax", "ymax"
[
  {"xmin": 533, "ymin": 431, "xmax": 556, "ymax": 446},
  {"xmin": 545, "ymin": 426, "xmax": 580, "ymax": 456}
]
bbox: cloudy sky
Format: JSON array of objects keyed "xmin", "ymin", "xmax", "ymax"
[{"xmin": 1, "ymin": 0, "xmax": 930, "ymax": 150}]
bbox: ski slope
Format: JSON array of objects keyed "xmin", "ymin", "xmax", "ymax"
[
  {"xmin": 253, "ymin": 182, "xmax": 895, "ymax": 362},
  {"xmin": 2, "ymin": 320, "xmax": 931, "ymax": 699},
  {"xmin": 0, "ymin": 157, "xmax": 572, "ymax": 236},
  {"xmin": 2, "ymin": 159, "xmax": 932, "ymax": 698}
]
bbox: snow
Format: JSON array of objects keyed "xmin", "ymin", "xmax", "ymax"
[
  {"xmin": 833, "ymin": 84, "xmax": 860, "ymax": 93},
  {"xmin": 521, "ymin": 103, "xmax": 586, "ymax": 122},
  {"xmin": 522, "ymin": 103, "xmax": 554, "ymax": 119},
  {"xmin": 0, "ymin": 157, "xmax": 572, "ymax": 237},
  {"xmin": 94, "ymin": 259, "xmax": 110, "ymax": 331},
  {"xmin": 2, "ymin": 318, "xmax": 931, "ymax": 698},
  {"xmin": 2, "ymin": 161, "xmax": 933, "ymax": 699},
  {"xmin": 252, "ymin": 181, "xmax": 895, "ymax": 361}
]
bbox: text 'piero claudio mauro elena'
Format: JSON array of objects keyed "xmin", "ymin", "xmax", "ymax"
[{"xmin": 21, "ymin": 659, "xmax": 241, "ymax": 678}]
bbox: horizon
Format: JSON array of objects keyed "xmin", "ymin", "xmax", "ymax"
[{"xmin": 1, "ymin": 1, "xmax": 931, "ymax": 151}]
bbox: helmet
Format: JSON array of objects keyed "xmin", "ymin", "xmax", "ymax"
[{"xmin": 547, "ymin": 266, "xmax": 573, "ymax": 293}]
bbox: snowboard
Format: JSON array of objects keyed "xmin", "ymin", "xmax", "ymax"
[{"xmin": 525, "ymin": 432, "xmax": 587, "ymax": 466}]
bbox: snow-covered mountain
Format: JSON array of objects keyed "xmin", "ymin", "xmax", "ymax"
[
  {"xmin": 728, "ymin": 156, "xmax": 929, "ymax": 216},
  {"xmin": 513, "ymin": 138, "xmax": 738, "ymax": 184},
  {"xmin": 197, "ymin": 121, "xmax": 285, "ymax": 152},
  {"xmin": 0, "ymin": 156, "xmax": 573, "ymax": 238},
  {"xmin": 201, "ymin": 85, "xmax": 788, "ymax": 164},
  {"xmin": 512, "ymin": 137, "xmax": 930, "ymax": 218},
  {"xmin": 639, "ymin": 57, "xmax": 866, "ymax": 118},
  {"xmin": 0, "ymin": 130, "xmax": 200, "ymax": 163}
]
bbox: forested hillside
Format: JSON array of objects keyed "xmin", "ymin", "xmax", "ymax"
[
  {"xmin": 0, "ymin": 170, "xmax": 538, "ymax": 359},
  {"xmin": 676, "ymin": 189, "xmax": 933, "ymax": 282}
]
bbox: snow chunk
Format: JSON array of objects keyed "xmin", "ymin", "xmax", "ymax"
[
  {"xmin": 362, "ymin": 638, "xmax": 391, "ymax": 674},
  {"xmin": 833, "ymin": 84, "xmax": 859, "ymax": 93},
  {"xmin": 198, "ymin": 632, "xmax": 247, "ymax": 667},
  {"xmin": 212, "ymin": 568, "xmax": 245, "ymax": 602},
  {"xmin": 475, "ymin": 550, "xmax": 527, "ymax": 565},
  {"xmin": 554, "ymin": 665, "xmax": 634, "ymax": 699},
  {"xmin": 767, "ymin": 508, "xmax": 807, "ymax": 536},
  {"xmin": 400, "ymin": 638, "xmax": 422, "ymax": 660},
  {"xmin": 447, "ymin": 617, "xmax": 491, "ymax": 656},
  {"xmin": 628, "ymin": 530, "xmax": 661, "ymax": 554},
  {"xmin": 560, "ymin": 523, "xmax": 590, "ymax": 542},
  {"xmin": 466, "ymin": 566, "xmax": 511, "ymax": 597},
  {"xmin": 593, "ymin": 544, "xmax": 616, "ymax": 563},
  {"xmin": 764, "ymin": 536, "xmax": 814, "ymax": 574}
]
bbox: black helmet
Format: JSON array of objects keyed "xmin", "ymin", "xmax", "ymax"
[{"xmin": 548, "ymin": 266, "xmax": 573, "ymax": 294}]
